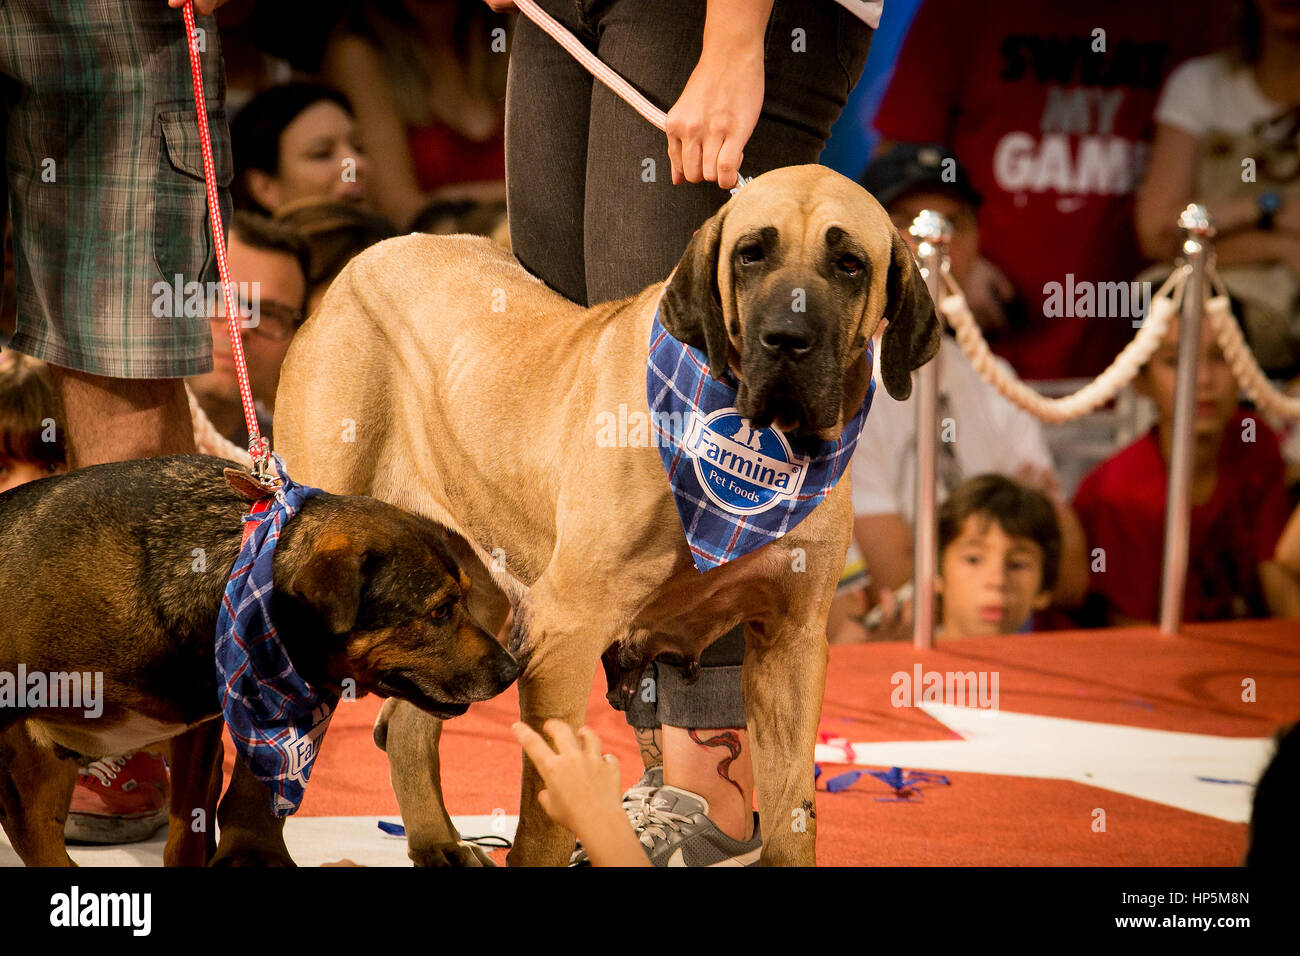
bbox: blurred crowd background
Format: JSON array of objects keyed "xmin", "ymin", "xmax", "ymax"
[{"xmin": 5, "ymin": 0, "xmax": 1300, "ymax": 644}]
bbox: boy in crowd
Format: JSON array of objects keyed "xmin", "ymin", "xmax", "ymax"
[
  {"xmin": 936, "ymin": 474, "xmax": 1061, "ymax": 637},
  {"xmin": 1073, "ymin": 314, "xmax": 1293, "ymax": 624}
]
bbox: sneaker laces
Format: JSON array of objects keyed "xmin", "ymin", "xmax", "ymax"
[
  {"xmin": 622, "ymin": 789, "xmax": 656, "ymax": 827},
  {"xmin": 620, "ymin": 767, "xmax": 663, "ymax": 828},
  {"xmin": 82, "ymin": 754, "xmax": 132, "ymax": 787},
  {"xmin": 636, "ymin": 804, "xmax": 695, "ymax": 849}
]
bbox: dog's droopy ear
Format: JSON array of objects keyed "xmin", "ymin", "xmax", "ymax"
[
  {"xmin": 224, "ymin": 468, "xmax": 275, "ymax": 501},
  {"xmin": 659, "ymin": 210, "xmax": 731, "ymax": 380},
  {"xmin": 288, "ymin": 542, "xmax": 364, "ymax": 635},
  {"xmin": 880, "ymin": 228, "xmax": 940, "ymax": 401}
]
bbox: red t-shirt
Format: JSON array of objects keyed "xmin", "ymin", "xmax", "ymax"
[
  {"xmin": 873, "ymin": 0, "xmax": 1224, "ymax": 379},
  {"xmin": 407, "ymin": 120, "xmax": 506, "ymax": 193},
  {"xmin": 1072, "ymin": 411, "xmax": 1292, "ymax": 623}
]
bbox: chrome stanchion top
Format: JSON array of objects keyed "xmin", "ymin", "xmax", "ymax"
[{"xmin": 1177, "ymin": 203, "xmax": 1215, "ymax": 245}]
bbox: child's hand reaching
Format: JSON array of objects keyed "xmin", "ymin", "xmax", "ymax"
[{"xmin": 511, "ymin": 720, "xmax": 652, "ymax": 867}]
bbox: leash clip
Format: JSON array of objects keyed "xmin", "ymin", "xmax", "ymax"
[{"xmin": 247, "ymin": 436, "xmax": 282, "ymax": 492}]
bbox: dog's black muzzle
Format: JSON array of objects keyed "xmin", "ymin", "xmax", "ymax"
[{"xmin": 738, "ymin": 309, "xmax": 841, "ymax": 434}]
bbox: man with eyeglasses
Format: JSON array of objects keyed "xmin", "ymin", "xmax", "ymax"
[{"xmin": 188, "ymin": 212, "xmax": 309, "ymax": 449}]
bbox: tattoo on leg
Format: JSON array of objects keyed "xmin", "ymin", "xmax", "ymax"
[
  {"xmin": 633, "ymin": 727, "xmax": 662, "ymax": 769},
  {"xmin": 688, "ymin": 729, "xmax": 745, "ymax": 803}
]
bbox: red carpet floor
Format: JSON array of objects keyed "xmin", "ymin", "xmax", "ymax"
[{"xmin": 224, "ymin": 618, "xmax": 1300, "ymax": 865}]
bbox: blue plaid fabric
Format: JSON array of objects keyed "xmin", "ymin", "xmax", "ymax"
[
  {"xmin": 215, "ymin": 455, "xmax": 334, "ymax": 816},
  {"xmin": 646, "ymin": 309, "xmax": 875, "ymax": 572}
]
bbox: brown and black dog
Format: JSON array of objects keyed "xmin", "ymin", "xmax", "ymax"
[{"xmin": 0, "ymin": 454, "xmax": 518, "ymax": 867}]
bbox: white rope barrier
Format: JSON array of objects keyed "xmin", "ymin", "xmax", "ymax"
[
  {"xmin": 187, "ymin": 383, "xmax": 253, "ymax": 467},
  {"xmin": 940, "ymin": 268, "xmax": 1181, "ymax": 425},
  {"xmin": 939, "ymin": 264, "xmax": 1300, "ymax": 424},
  {"xmin": 1204, "ymin": 268, "xmax": 1300, "ymax": 420}
]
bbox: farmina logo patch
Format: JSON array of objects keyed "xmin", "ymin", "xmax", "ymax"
[
  {"xmin": 647, "ymin": 307, "xmax": 874, "ymax": 573},
  {"xmin": 683, "ymin": 410, "xmax": 808, "ymax": 513}
]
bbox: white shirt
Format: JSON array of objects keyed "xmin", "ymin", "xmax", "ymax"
[
  {"xmin": 851, "ymin": 335, "xmax": 1057, "ymax": 523},
  {"xmin": 833, "ymin": 0, "xmax": 882, "ymax": 28},
  {"xmin": 1155, "ymin": 52, "xmax": 1284, "ymax": 137}
]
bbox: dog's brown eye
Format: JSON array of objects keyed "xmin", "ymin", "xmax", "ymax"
[
  {"xmin": 431, "ymin": 600, "xmax": 455, "ymax": 621},
  {"xmin": 837, "ymin": 254, "xmax": 862, "ymax": 276},
  {"xmin": 738, "ymin": 244, "xmax": 764, "ymax": 265}
]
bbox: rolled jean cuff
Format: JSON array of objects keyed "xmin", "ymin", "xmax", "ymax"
[{"xmin": 624, "ymin": 661, "xmax": 747, "ymax": 730}]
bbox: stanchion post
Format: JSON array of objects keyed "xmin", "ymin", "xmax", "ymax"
[
  {"xmin": 1158, "ymin": 204, "xmax": 1215, "ymax": 635},
  {"xmin": 910, "ymin": 210, "xmax": 951, "ymax": 650}
]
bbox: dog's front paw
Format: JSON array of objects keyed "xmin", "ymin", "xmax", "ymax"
[
  {"xmin": 209, "ymin": 843, "xmax": 296, "ymax": 867},
  {"xmin": 408, "ymin": 840, "xmax": 497, "ymax": 867}
]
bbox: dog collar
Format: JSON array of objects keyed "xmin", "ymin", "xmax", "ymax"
[
  {"xmin": 241, "ymin": 497, "xmax": 273, "ymax": 546},
  {"xmin": 217, "ymin": 454, "xmax": 335, "ymax": 816},
  {"xmin": 645, "ymin": 308, "xmax": 874, "ymax": 572}
]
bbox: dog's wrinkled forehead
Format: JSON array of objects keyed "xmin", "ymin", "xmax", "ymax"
[{"xmin": 719, "ymin": 165, "xmax": 893, "ymax": 261}]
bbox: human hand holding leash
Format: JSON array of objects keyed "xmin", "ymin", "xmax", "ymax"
[
  {"xmin": 665, "ymin": 0, "xmax": 771, "ymax": 189},
  {"xmin": 512, "ymin": 720, "xmax": 652, "ymax": 867},
  {"xmin": 168, "ymin": 0, "xmax": 232, "ymax": 14}
]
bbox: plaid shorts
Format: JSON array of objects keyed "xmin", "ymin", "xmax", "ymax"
[{"xmin": 0, "ymin": 0, "xmax": 230, "ymax": 378}]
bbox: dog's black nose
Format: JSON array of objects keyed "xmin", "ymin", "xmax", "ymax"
[
  {"xmin": 759, "ymin": 323, "xmax": 816, "ymax": 359},
  {"xmin": 496, "ymin": 651, "xmax": 521, "ymax": 688}
]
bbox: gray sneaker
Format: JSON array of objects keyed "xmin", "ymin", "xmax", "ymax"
[
  {"xmin": 636, "ymin": 786, "xmax": 761, "ymax": 867},
  {"xmin": 568, "ymin": 764, "xmax": 663, "ymax": 866}
]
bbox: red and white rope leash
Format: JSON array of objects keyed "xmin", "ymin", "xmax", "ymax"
[{"xmin": 180, "ymin": 1, "xmax": 275, "ymax": 486}]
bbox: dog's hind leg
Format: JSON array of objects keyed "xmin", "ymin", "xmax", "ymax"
[
  {"xmin": 0, "ymin": 722, "xmax": 77, "ymax": 866},
  {"xmin": 164, "ymin": 720, "xmax": 224, "ymax": 866},
  {"xmin": 742, "ymin": 621, "xmax": 827, "ymax": 866},
  {"xmin": 375, "ymin": 698, "xmax": 495, "ymax": 866}
]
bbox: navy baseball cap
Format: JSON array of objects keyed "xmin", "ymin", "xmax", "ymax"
[{"xmin": 859, "ymin": 143, "xmax": 982, "ymax": 211}]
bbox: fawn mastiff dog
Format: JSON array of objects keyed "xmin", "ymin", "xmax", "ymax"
[{"xmin": 273, "ymin": 164, "xmax": 938, "ymax": 866}]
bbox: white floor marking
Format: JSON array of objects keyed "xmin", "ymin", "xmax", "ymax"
[{"xmin": 815, "ymin": 704, "xmax": 1273, "ymax": 822}]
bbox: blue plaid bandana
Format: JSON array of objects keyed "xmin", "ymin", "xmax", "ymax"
[
  {"xmin": 646, "ymin": 309, "xmax": 874, "ymax": 572},
  {"xmin": 215, "ymin": 455, "xmax": 334, "ymax": 816}
]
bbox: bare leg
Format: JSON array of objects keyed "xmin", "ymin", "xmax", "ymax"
[
  {"xmin": 46, "ymin": 366, "xmax": 195, "ymax": 468},
  {"xmin": 663, "ymin": 726, "xmax": 754, "ymax": 841}
]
